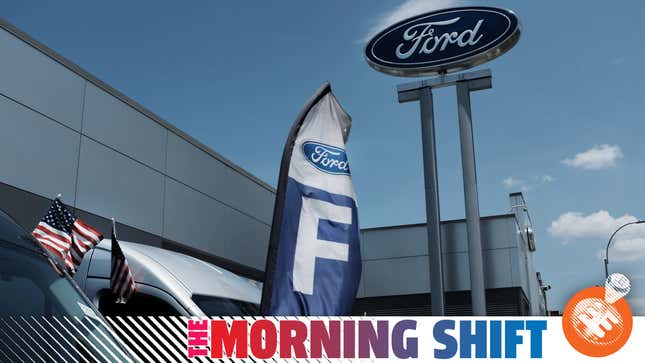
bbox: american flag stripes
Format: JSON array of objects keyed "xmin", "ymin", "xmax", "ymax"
[
  {"xmin": 31, "ymin": 197, "xmax": 103, "ymax": 273},
  {"xmin": 111, "ymin": 221, "xmax": 136, "ymax": 302}
]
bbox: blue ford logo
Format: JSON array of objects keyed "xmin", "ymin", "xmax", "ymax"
[
  {"xmin": 365, "ymin": 6, "xmax": 521, "ymax": 77},
  {"xmin": 302, "ymin": 141, "xmax": 350, "ymax": 176}
]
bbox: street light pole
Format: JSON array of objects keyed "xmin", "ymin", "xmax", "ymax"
[{"xmin": 604, "ymin": 220, "xmax": 645, "ymax": 278}]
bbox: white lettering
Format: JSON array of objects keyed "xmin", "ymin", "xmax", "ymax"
[
  {"xmin": 292, "ymin": 197, "xmax": 351, "ymax": 295},
  {"xmin": 308, "ymin": 145, "xmax": 349, "ymax": 172},
  {"xmin": 395, "ymin": 18, "xmax": 484, "ymax": 59}
]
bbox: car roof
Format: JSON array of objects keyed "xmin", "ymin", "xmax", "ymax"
[
  {"xmin": 88, "ymin": 239, "xmax": 261, "ymax": 304},
  {"xmin": 0, "ymin": 208, "xmax": 42, "ymax": 253}
]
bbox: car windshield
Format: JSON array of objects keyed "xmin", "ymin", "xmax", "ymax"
[
  {"xmin": 0, "ymin": 242, "xmax": 91, "ymax": 316},
  {"xmin": 0, "ymin": 238, "xmax": 132, "ymax": 362},
  {"xmin": 192, "ymin": 294, "xmax": 259, "ymax": 316}
]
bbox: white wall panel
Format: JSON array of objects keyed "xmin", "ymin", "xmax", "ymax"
[
  {"xmin": 163, "ymin": 179, "xmax": 270, "ymax": 270},
  {"xmin": 82, "ymin": 83, "xmax": 167, "ymax": 171},
  {"xmin": 0, "ymin": 95, "xmax": 79, "ymax": 203},
  {"xmin": 76, "ymin": 137, "xmax": 164, "ymax": 235},
  {"xmin": 166, "ymin": 133, "xmax": 273, "ymax": 223},
  {"xmin": 0, "ymin": 29, "xmax": 84, "ymax": 130}
]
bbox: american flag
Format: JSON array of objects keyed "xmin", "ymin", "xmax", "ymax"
[
  {"xmin": 110, "ymin": 223, "xmax": 136, "ymax": 302},
  {"xmin": 31, "ymin": 198, "xmax": 103, "ymax": 273}
]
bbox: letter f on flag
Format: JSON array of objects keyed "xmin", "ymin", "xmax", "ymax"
[
  {"xmin": 260, "ymin": 82, "xmax": 361, "ymax": 316},
  {"xmin": 293, "ymin": 197, "xmax": 351, "ymax": 295}
]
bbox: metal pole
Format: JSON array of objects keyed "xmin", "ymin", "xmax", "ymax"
[
  {"xmin": 604, "ymin": 258, "xmax": 609, "ymax": 280},
  {"xmin": 456, "ymin": 81, "xmax": 487, "ymax": 316},
  {"xmin": 419, "ymin": 87, "xmax": 446, "ymax": 316},
  {"xmin": 604, "ymin": 220, "xmax": 645, "ymax": 278},
  {"xmin": 398, "ymin": 69, "xmax": 492, "ymax": 316}
]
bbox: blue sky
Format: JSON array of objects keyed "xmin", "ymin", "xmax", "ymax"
[{"xmin": 5, "ymin": 0, "xmax": 645, "ymax": 314}]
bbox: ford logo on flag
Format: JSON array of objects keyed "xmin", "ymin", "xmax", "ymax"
[
  {"xmin": 302, "ymin": 141, "xmax": 350, "ymax": 175},
  {"xmin": 365, "ymin": 6, "xmax": 521, "ymax": 77}
]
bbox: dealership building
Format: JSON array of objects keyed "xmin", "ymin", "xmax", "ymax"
[{"xmin": 0, "ymin": 18, "xmax": 548, "ymax": 315}]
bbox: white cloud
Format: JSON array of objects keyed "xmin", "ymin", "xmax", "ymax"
[
  {"xmin": 363, "ymin": 0, "xmax": 469, "ymax": 42},
  {"xmin": 549, "ymin": 210, "xmax": 637, "ymax": 241},
  {"xmin": 562, "ymin": 144, "xmax": 623, "ymax": 170},
  {"xmin": 502, "ymin": 176, "xmax": 527, "ymax": 191},
  {"xmin": 611, "ymin": 238, "xmax": 645, "ymax": 262},
  {"xmin": 502, "ymin": 175, "xmax": 554, "ymax": 192},
  {"xmin": 549, "ymin": 210, "xmax": 645, "ymax": 262}
]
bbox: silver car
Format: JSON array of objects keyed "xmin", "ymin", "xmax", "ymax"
[{"xmin": 74, "ymin": 240, "xmax": 261, "ymax": 317}]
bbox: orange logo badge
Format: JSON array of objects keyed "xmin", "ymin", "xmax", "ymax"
[{"xmin": 562, "ymin": 273, "xmax": 632, "ymax": 357}]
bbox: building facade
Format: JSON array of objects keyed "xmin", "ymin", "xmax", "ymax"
[
  {"xmin": 0, "ymin": 18, "xmax": 273, "ymax": 280},
  {"xmin": 354, "ymin": 193, "xmax": 547, "ymax": 316},
  {"xmin": 0, "ymin": 18, "xmax": 547, "ymax": 315}
]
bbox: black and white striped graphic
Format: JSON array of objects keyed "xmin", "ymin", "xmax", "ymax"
[
  {"xmin": 0, "ymin": 316, "xmax": 354, "ymax": 362},
  {"xmin": 0, "ymin": 316, "xmax": 208, "ymax": 363}
]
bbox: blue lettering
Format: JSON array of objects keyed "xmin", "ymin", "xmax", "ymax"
[
  {"xmin": 434, "ymin": 320, "xmax": 457, "ymax": 359},
  {"xmin": 505, "ymin": 320, "xmax": 524, "ymax": 358},
  {"xmin": 460, "ymin": 320, "xmax": 487, "ymax": 358},
  {"xmin": 489, "ymin": 320, "xmax": 502, "ymax": 358},
  {"xmin": 432, "ymin": 319, "xmax": 548, "ymax": 359},
  {"xmin": 526, "ymin": 320, "xmax": 547, "ymax": 358}
]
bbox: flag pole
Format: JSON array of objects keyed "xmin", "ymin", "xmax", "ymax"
[{"xmin": 111, "ymin": 217, "xmax": 126, "ymax": 304}]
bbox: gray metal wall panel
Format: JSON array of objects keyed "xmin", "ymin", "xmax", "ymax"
[
  {"xmin": 0, "ymin": 95, "xmax": 79, "ymax": 203},
  {"xmin": 363, "ymin": 256, "xmax": 430, "ymax": 296},
  {"xmin": 483, "ymin": 248, "xmax": 514, "ymax": 288},
  {"xmin": 510, "ymin": 245, "xmax": 523, "ymax": 288},
  {"xmin": 443, "ymin": 218, "xmax": 516, "ymax": 253},
  {"xmin": 441, "ymin": 222, "xmax": 469, "ymax": 253},
  {"xmin": 361, "ymin": 226, "xmax": 427, "ymax": 260},
  {"xmin": 0, "ymin": 29, "xmax": 84, "ymax": 130},
  {"xmin": 481, "ymin": 218, "xmax": 517, "ymax": 250},
  {"xmin": 0, "ymin": 23, "xmax": 279, "ymax": 274},
  {"xmin": 360, "ymin": 216, "xmax": 526, "ymax": 298},
  {"xmin": 165, "ymin": 133, "xmax": 273, "ymax": 223},
  {"xmin": 82, "ymin": 83, "xmax": 167, "ymax": 171},
  {"xmin": 163, "ymin": 178, "xmax": 269, "ymax": 270},
  {"xmin": 361, "ymin": 248, "xmax": 519, "ymax": 298},
  {"xmin": 361, "ymin": 217, "xmax": 518, "ymax": 258},
  {"xmin": 233, "ymin": 177, "xmax": 275, "ymax": 224},
  {"xmin": 75, "ymin": 137, "xmax": 164, "ymax": 235},
  {"xmin": 516, "ymin": 235, "xmax": 530, "ymax": 300},
  {"xmin": 442, "ymin": 252, "xmax": 470, "ymax": 292}
]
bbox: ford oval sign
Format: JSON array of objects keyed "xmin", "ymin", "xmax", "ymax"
[
  {"xmin": 365, "ymin": 7, "xmax": 521, "ymax": 77},
  {"xmin": 302, "ymin": 141, "xmax": 351, "ymax": 176}
]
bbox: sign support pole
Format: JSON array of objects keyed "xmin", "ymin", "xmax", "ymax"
[
  {"xmin": 456, "ymin": 78, "xmax": 490, "ymax": 316},
  {"xmin": 398, "ymin": 69, "xmax": 491, "ymax": 316},
  {"xmin": 418, "ymin": 86, "xmax": 445, "ymax": 316}
]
